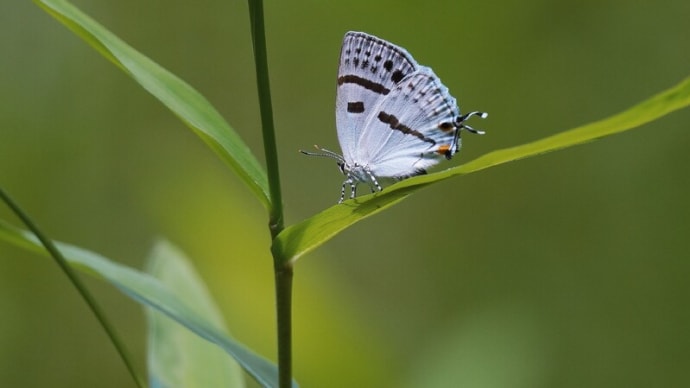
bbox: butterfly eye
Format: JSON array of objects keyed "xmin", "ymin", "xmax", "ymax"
[{"xmin": 337, "ymin": 162, "xmax": 345, "ymax": 173}]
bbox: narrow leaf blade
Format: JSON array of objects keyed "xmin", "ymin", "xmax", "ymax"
[
  {"xmin": 274, "ymin": 76, "xmax": 690, "ymax": 263},
  {"xmin": 146, "ymin": 240, "xmax": 245, "ymax": 388},
  {"xmin": 34, "ymin": 0, "xmax": 270, "ymax": 207},
  {"xmin": 0, "ymin": 221, "xmax": 297, "ymax": 388}
]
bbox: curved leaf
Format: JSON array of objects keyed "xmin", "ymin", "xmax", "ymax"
[
  {"xmin": 274, "ymin": 76, "xmax": 690, "ymax": 263},
  {"xmin": 34, "ymin": 0, "xmax": 270, "ymax": 207},
  {"xmin": 0, "ymin": 221, "xmax": 297, "ymax": 388},
  {"xmin": 146, "ymin": 240, "xmax": 245, "ymax": 388}
]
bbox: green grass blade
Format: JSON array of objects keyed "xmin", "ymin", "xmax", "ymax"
[
  {"xmin": 145, "ymin": 240, "xmax": 245, "ymax": 388},
  {"xmin": 33, "ymin": 0, "xmax": 270, "ymax": 208},
  {"xmin": 0, "ymin": 188, "xmax": 145, "ymax": 388},
  {"xmin": 0, "ymin": 220, "xmax": 298, "ymax": 388},
  {"xmin": 273, "ymin": 76, "xmax": 690, "ymax": 263}
]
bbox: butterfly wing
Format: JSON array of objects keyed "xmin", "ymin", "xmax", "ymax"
[
  {"xmin": 336, "ymin": 31, "xmax": 419, "ymax": 164},
  {"xmin": 357, "ymin": 66, "xmax": 462, "ymax": 178}
]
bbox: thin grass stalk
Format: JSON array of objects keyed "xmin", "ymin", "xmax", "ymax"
[{"xmin": 0, "ymin": 187, "xmax": 145, "ymax": 388}]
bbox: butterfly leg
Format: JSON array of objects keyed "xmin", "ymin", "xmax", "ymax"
[
  {"xmin": 339, "ymin": 179, "xmax": 347, "ymax": 203},
  {"xmin": 340, "ymin": 177, "xmax": 356, "ymax": 203},
  {"xmin": 365, "ymin": 171, "xmax": 382, "ymax": 193}
]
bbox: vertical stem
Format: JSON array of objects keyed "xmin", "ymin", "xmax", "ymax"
[
  {"xmin": 246, "ymin": 1, "xmax": 292, "ymax": 387},
  {"xmin": 274, "ymin": 261, "xmax": 294, "ymax": 388},
  {"xmin": 247, "ymin": 0, "xmax": 283, "ymax": 237}
]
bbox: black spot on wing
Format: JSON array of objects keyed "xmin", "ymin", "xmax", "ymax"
[
  {"xmin": 391, "ymin": 70, "xmax": 405, "ymax": 83},
  {"xmin": 377, "ymin": 111, "xmax": 436, "ymax": 145},
  {"xmin": 347, "ymin": 101, "xmax": 365, "ymax": 113},
  {"xmin": 338, "ymin": 74, "xmax": 390, "ymax": 95},
  {"xmin": 438, "ymin": 122, "xmax": 455, "ymax": 132}
]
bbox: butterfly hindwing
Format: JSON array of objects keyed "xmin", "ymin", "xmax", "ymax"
[{"xmin": 357, "ymin": 67, "xmax": 461, "ymax": 178}]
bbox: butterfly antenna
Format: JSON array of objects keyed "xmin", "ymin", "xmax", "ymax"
[{"xmin": 299, "ymin": 145, "xmax": 345, "ymax": 162}]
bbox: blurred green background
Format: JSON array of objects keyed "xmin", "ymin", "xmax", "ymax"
[{"xmin": 2, "ymin": 0, "xmax": 689, "ymax": 387}]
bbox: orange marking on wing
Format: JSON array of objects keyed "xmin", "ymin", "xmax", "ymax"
[{"xmin": 436, "ymin": 144, "xmax": 452, "ymax": 155}]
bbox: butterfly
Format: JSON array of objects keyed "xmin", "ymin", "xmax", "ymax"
[{"xmin": 302, "ymin": 31, "xmax": 487, "ymax": 203}]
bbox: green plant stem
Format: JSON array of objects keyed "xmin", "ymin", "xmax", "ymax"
[
  {"xmin": 248, "ymin": 0, "xmax": 283, "ymax": 236},
  {"xmin": 274, "ymin": 261, "xmax": 294, "ymax": 388},
  {"xmin": 247, "ymin": 0, "xmax": 293, "ymax": 386},
  {"xmin": 0, "ymin": 187, "xmax": 145, "ymax": 388}
]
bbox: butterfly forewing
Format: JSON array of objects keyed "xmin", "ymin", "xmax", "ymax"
[{"xmin": 336, "ymin": 32, "xmax": 419, "ymax": 163}]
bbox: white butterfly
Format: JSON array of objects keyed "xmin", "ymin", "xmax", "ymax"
[{"xmin": 303, "ymin": 31, "xmax": 487, "ymax": 203}]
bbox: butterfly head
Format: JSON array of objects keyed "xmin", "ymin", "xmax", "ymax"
[{"xmin": 337, "ymin": 160, "xmax": 346, "ymax": 174}]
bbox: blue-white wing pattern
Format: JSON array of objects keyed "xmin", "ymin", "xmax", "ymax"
[
  {"xmin": 336, "ymin": 32, "xmax": 418, "ymax": 163},
  {"xmin": 359, "ymin": 67, "xmax": 461, "ymax": 178},
  {"xmin": 308, "ymin": 31, "xmax": 486, "ymax": 202}
]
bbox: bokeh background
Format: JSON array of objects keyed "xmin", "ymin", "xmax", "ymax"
[{"xmin": 2, "ymin": 0, "xmax": 689, "ymax": 387}]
